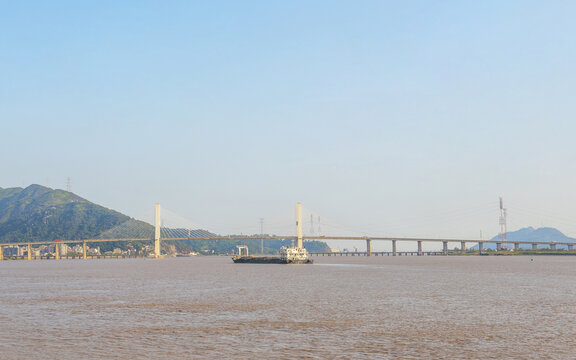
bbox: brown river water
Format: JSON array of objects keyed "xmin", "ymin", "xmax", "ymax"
[{"xmin": 1, "ymin": 256, "xmax": 575, "ymax": 359}]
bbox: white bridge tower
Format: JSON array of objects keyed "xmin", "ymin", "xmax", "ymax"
[
  {"xmin": 155, "ymin": 203, "xmax": 161, "ymax": 257},
  {"xmin": 296, "ymin": 202, "xmax": 303, "ymax": 248}
]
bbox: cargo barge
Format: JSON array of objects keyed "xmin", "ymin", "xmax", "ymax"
[
  {"xmin": 232, "ymin": 202, "xmax": 313, "ymax": 264},
  {"xmin": 232, "ymin": 246, "xmax": 313, "ymax": 264},
  {"xmin": 232, "ymin": 256, "xmax": 283, "ymax": 264}
]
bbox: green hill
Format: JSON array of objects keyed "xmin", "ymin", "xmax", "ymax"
[{"xmin": 0, "ymin": 185, "xmax": 145, "ymax": 243}]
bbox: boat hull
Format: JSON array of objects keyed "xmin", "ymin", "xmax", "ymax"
[{"xmin": 232, "ymin": 256, "xmax": 313, "ymax": 264}]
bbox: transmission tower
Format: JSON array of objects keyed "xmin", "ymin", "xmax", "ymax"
[
  {"xmin": 310, "ymin": 214, "xmax": 315, "ymax": 235},
  {"xmin": 260, "ymin": 218, "xmax": 264, "ymax": 254},
  {"xmin": 66, "ymin": 177, "xmax": 72, "ymax": 193}
]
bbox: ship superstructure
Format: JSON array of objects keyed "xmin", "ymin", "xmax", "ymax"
[{"xmin": 278, "ymin": 246, "xmax": 311, "ymax": 264}]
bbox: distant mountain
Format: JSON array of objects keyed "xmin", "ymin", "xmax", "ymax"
[{"xmin": 474, "ymin": 227, "xmax": 576, "ymax": 250}]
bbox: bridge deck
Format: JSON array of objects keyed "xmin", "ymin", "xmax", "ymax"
[{"xmin": 1, "ymin": 235, "xmax": 574, "ymax": 247}]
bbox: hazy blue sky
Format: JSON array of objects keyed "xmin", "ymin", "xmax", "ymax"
[{"xmin": 2, "ymin": 1, "xmax": 576, "ymax": 249}]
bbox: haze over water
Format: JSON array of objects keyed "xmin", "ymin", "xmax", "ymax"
[{"xmin": 1, "ymin": 256, "xmax": 574, "ymax": 359}]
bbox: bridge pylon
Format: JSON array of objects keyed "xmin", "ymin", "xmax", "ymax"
[
  {"xmin": 154, "ymin": 203, "xmax": 161, "ymax": 258},
  {"xmin": 296, "ymin": 202, "xmax": 303, "ymax": 249}
]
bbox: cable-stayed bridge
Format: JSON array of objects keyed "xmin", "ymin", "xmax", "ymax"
[{"xmin": 1, "ymin": 203, "xmax": 575, "ymax": 260}]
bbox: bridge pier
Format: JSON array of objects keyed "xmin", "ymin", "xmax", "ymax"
[
  {"xmin": 496, "ymin": 242, "xmax": 502, "ymax": 251},
  {"xmin": 532, "ymin": 243, "xmax": 538, "ymax": 250},
  {"xmin": 83, "ymin": 241, "xmax": 87, "ymax": 260},
  {"xmin": 27, "ymin": 244, "xmax": 32, "ymax": 260},
  {"xmin": 366, "ymin": 239, "xmax": 371, "ymax": 256},
  {"xmin": 392, "ymin": 240, "xmax": 397, "ymax": 256},
  {"xmin": 460, "ymin": 241, "xmax": 466, "ymax": 254},
  {"xmin": 442, "ymin": 241, "xmax": 448, "ymax": 256},
  {"xmin": 478, "ymin": 241, "xmax": 483, "ymax": 255},
  {"xmin": 55, "ymin": 244, "xmax": 60, "ymax": 260},
  {"xmin": 569, "ymin": 244, "xmax": 574, "ymax": 251},
  {"xmin": 417, "ymin": 241, "xmax": 422, "ymax": 256},
  {"xmin": 550, "ymin": 243, "xmax": 556, "ymax": 250},
  {"xmin": 0, "ymin": 246, "xmax": 3, "ymax": 261},
  {"xmin": 514, "ymin": 243, "xmax": 520, "ymax": 251}
]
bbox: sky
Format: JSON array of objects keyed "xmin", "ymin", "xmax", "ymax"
[{"xmin": 2, "ymin": 1, "xmax": 576, "ymax": 250}]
